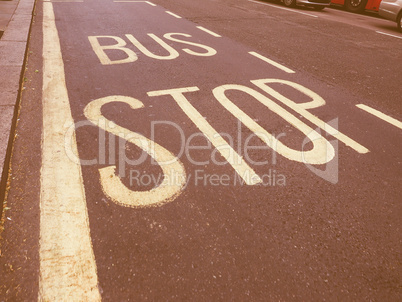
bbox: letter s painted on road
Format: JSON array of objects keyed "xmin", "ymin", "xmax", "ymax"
[{"xmin": 84, "ymin": 95, "xmax": 186, "ymax": 207}]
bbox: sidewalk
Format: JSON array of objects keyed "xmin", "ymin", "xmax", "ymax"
[{"xmin": 0, "ymin": 0, "xmax": 35, "ymax": 201}]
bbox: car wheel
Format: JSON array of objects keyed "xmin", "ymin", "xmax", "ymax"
[
  {"xmin": 345, "ymin": 0, "xmax": 367, "ymax": 13},
  {"xmin": 283, "ymin": 0, "xmax": 297, "ymax": 7},
  {"xmin": 397, "ymin": 12, "xmax": 402, "ymax": 33}
]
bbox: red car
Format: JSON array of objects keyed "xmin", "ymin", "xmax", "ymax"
[{"xmin": 331, "ymin": 0, "xmax": 382, "ymax": 12}]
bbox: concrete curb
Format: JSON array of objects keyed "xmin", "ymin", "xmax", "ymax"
[{"xmin": 0, "ymin": 0, "xmax": 35, "ymax": 204}]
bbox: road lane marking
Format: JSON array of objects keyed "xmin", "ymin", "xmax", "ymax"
[
  {"xmin": 166, "ymin": 11, "xmax": 182, "ymax": 18},
  {"xmin": 42, "ymin": 0, "xmax": 84, "ymax": 2},
  {"xmin": 40, "ymin": 2, "xmax": 101, "ymax": 300},
  {"xmin": 376, "ymin": 31, "xmax": 402, "ymax": 40},
  {"xmin": 213, "ymin": 84, "xmax": 335, "ymax": 164},
  {"xmin": 196, "ymin": 26, "xmax": 222, "ymax": 37},
  {"xmin": 248, "ymin": 0, "xmax": 318, "ymax": 18},
  {"xmin": 252, "ymin": 79, "xmax": 369, "ymax": 154},
  {"xmin": 84, "ymin": 96, "xmax": 186, "ymax": 208},
  {"xmin": 356, "ymin": 104, "xmax": 402, "ymax": 130},
  {"xmin": 249, "ymin": 51, "xmax": 295, "ymax": 74},
  {"xmin": 148, "ymin": 87, "xmax": 262, "ymax": 185},
  {"xmin": 114, "ymin": 0, "xmax": 156, "ymax": 5}
]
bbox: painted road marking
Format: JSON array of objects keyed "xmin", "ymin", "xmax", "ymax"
[
  {"xmin": 125, "ymin": 33, "xmax": 180, "ymax": 60},
  {"xmin": 213, "ymin": 84, "xmax": 335, "ymax": 164},
  {"xmin": 114, "ymin": 0, "xmax": 156, "ymax": 6},
  {"xmin": 196, "ymin": 26, "xmax": 222, "ymax": 38},
  {"xmin": 248, "ymin": 0, "xmax": 318, "ymax": 18},
  {"xmin": 42, "ymin": 0, "xmax": 84, "ymax": 2},
  {"xmin": 40, "ymin": 2, "xmax": 101, "ymax": 300},
  {"xmin": 163, "ymin": 33, "xmax": 217, "ymax": 56},
  {"xmin": 148, "ymin": 87, "xmax": 262, "ymax": 185},
  {"xmin": 84, "ymin": 96, "xmax": 186, "ymax": 208},
  {"xmin": 376, "ymin": 31, "xmax": 402, "ymax": 40},
  {"xmin": 166, "ymin": 11, "xmax": 182, "ymax": 18},
  {"xmin": 357, "ymin": 104, "xmax": 402, "ymax": 130},
  {"xmin": 249, "ymin": 51, "xmax": 295, "ymax": 74},
  {"xmin": 88, "ymin": 35, "xmax": 139, "ymax": 65},
  {"xmin": 88, "ymin": 33, "xmax": 217, "ymax": 65},
  {"xmin": 252, "ymin": 79, "xmax": 369, "ymax": 154}
]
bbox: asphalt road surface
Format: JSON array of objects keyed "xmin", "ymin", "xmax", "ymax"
[{"xmin": 1, "ymin": 0, "xmax": 401, "ymax": 300}]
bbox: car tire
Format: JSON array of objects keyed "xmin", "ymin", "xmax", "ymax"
[
  {"xmin": 283, "ymin": 0, "xmax": 297, "ymax": 7},
  {"xmin": 397, "ymin": 12, "xmax": 402, "ymax": 33},
  {"xmin": 345, "ymin": 0, "xmax": 367, "ymax": 13}
]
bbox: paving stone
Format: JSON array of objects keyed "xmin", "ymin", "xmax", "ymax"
[
  {"xmin": 0, "ymin": 105, "xmax": 15, "ymax": 184},
  {"xmin": 2, "ymin": 13, "xmax": 31, "ymax": 41},
  {"xmin": 0, "ymin": 40, "xmax": 26, "ymax": 66},
  {"xmin": 0, "ymin": 65, "xmax": 21, "ymax": 105},
  {"xmin": 0, "ymin": 2, "xmax": 18, "ymax": 15},
  {"xmin": 15, "ymin": 0, "xmax": 34, "ymax": 14},
  {"xmin": 0, "ymin": 13, "xmax": 11, "ymax": 31}
]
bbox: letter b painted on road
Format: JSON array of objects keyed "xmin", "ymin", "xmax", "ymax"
[{"xmin": 88, "ymin": 36, "xmax": 138, "ymax": 65}]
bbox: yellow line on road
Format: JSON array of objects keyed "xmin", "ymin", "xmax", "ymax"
[
  {"xmin": 40, "ymin": 2, "xmax": 101, "ymax": 300},
  {"xmin": 357, "ymin": 104, "xmax": 402, "ymax": 130}
]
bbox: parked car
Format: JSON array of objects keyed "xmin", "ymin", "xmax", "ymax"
[
  {"xmin": 331, "ymin": 0, "xmax": 382, "ymax": 13},
  {"xmin": 282, "ymin": 0, "xmax": 332, "ymax": 10},
  {"xmin": 379, "ymin": 0, "xmax": 402, "ymax": 32}
]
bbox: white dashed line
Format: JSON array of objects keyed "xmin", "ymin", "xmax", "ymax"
[
  {"xmin": 114, "ymin": 0, "xmax": 156, "ymax": 5},
  {"xmin": 248, "ymin": 0, "xmax": 318, "ymax": 18},
  {"xmin": 166, "ymin": 11, "xmax": 182, "ymax": 18},
  {"xmin": 42, "ymin": 0, "xmax": 84, "ymax": 2},
  {"xmin": 357, "ymin": 104, "xmax": 402, "ymax": 130},
  {"xmin": 249, "ymin": 51, "xmax": 295, "ymax": 74},
  {"xmin": 196, "ymin": 26, "xmax": 222, "ymax": 37},
  {"xmin": 376, "ymin": 31, "xmax": 402, "ymax": 40},
  {"xmin": 40, "ymin": 2, "xmax": 101, "ymax": 300}
]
